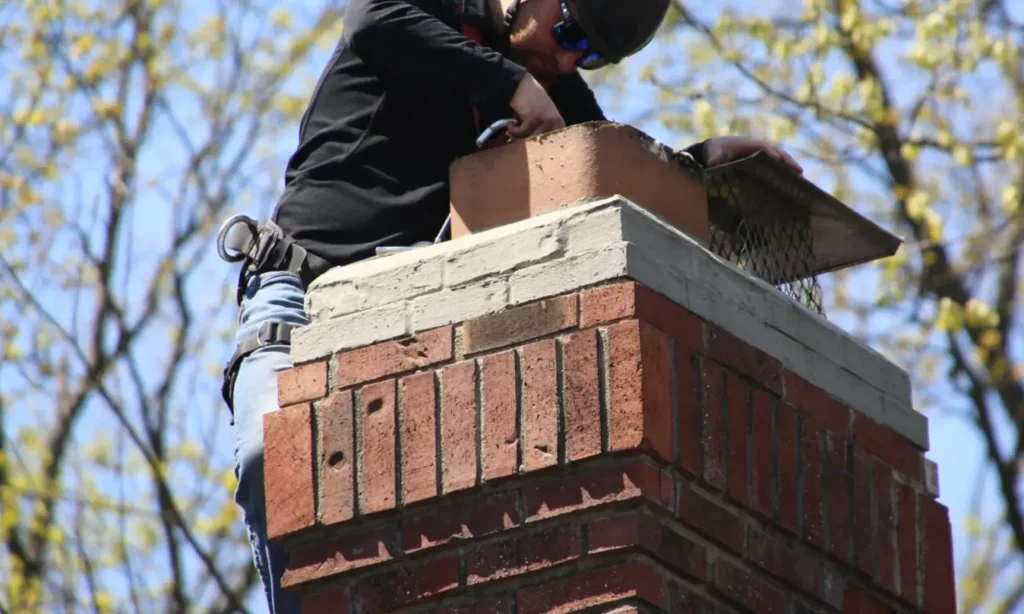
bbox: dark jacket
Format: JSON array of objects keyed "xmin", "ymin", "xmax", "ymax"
[{"xmin": 271, "ymin": 0, "xmax": 697, "ymax": 269}]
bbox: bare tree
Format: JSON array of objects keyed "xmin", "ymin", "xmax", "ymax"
[{"xmin": 0, "ymin": 1, "xmax": 344, "ymax": 611}]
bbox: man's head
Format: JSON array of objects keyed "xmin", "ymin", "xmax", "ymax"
[{"xmin": 501, "ymin": 0, "xmax": 670, "ymax": 80}]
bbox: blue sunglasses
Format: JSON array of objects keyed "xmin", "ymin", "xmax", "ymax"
[{"xmin": 552, "ymin": 0, "xmax": 609, "ymax": 70}]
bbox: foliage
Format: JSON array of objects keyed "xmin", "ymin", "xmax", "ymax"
[
  {"xmin": 616, "ymin": 0, "xmax": 1022, "ymax": 610},
  {"xmin": 0, "ymin": 0, "xmax": 344, "ymax": 611}
]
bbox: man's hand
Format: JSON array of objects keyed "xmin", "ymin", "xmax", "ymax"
[
  {"xmin": 704, "ymin": 136, "xmax": 803, "ymax": 174},
  {"xmin": 508, "ymin": 74, "xmax": 565, "ymax": 139}
]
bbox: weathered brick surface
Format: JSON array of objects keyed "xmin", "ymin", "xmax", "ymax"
[
  {"xmin": 462, "ymin": 294, "xmax": 577, "ymax": 355},
  {"xmin": 283, "ymin": 524, "xmax": 398, "ymax": 587},
  {"xmin": 262, "ymin": 278, "xmax": 950, "ymax": 614},
  {"xmin": 712, "ymin": 559, "xmax": 785, "ymax": 614},
  {"xmin": 589, "ymin": 510, "xmax": 707, "ymax": 582},
  {"xmin": 874, "ymin": 466, "xmax": 898, "ymax": 596},
  {"xmin": 524, "ymin": 461, "xmax": 672, "ymax": 521},
  {"xmin": 318, "ymin": 392, "xmax": 355, "ymax": 525},
  {"xmin": 922, "ymin": 498, "xmax": 956, "ymax": 614},
  {"xmin": 677, "ymin": 481, "xmax": 744, "ymax": 555},
  {"xmin": 750, "ymin": 389, "xmax": 773, "ymax": 520},
  {"xmin": 278, "ymin": 360, "xmax": 328, "ymax": 407},
  {"xmin": 562, "ymin": 329, "xmax": 602, "ymax": 461},
  {"xmin": 466, "ymin": 524, "xmax": 581, "ymax": 584},
  {"xmin": 264, "ymin": 403, "xmax": 315, "ymax": 540},
  {"xmin": 335, "ymin": 326, "xmax": 453, "ymax": 389},
  {"xmin": 677, "ymin": 352, "xmax": 701, "ymax": 478},
  {"xmin": 481, "ymin": 350, "xmax": 517, "ymax": 481},
  {"xmin": 896, "ymin": 482, "xmax": 919, "ymax": 606},
  {"xmin": 581, "ymin": 281, "xmax": 705, "ymax": 349},
  {"xmin": 441, "ymin": 360, "xmax": 478, "ymax": 493},
  {"xmin": 402, "ymin": 491, "xmax": 521, "ymax": 554},
  {"xmin": 725, "ymin": 372, "xmax": 748, "ymax": 508},
  {"xmin": 700, "ymin": 360, "xmax": 726, "ymax": 492},
  {"xmin": 606, "ymin": 320, "xmax": 674, "ymax": 462},
  {"xmin": 358, "ymin": 380, "xmax": 397, "ymax": 515},
  {"xmin": 707, "ymin": 325, "xmax": 784, "ymax": 395},
  {"xmin": 827, "ymin": 433, "xmax": 853, "ymax": 565},
  {"xmin": 399, "ymin": 371, "xmax": 438, "ymax": 504},
  {"xmin": 516, "ymin": 561, "xmax": 667, "ymax": 614},
  {"xmin": 800, "ymin": 415, "xmax": 826, "ymax": 550},
  {"xmin": 853, "ymin": 413, "xmax": 923, "ymax": 481},
  {"xmin": 521, "ymin": 339, "xmax": 558, "ymax": 471}
]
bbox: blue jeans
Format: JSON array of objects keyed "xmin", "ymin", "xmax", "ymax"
[{"xmin": 231, "ymin": 271, "xmax": 309, "ymax": 613}]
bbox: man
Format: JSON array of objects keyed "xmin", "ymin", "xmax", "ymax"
[{"xmin": 217, "ymin": 0, "xmax": 803, "ymax": 610}]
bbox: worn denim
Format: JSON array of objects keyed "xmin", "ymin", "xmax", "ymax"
[{"xmin": 230, "ymin": 271, "xmax": 308, "ymax": 613}]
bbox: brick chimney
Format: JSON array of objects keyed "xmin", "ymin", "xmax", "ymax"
[{"xmin": 265, "ymin": 124, "xmax": 956, "ymax": 613}]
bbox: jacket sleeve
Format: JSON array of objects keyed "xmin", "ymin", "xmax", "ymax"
[
  {"xmin": 344, "ymin": 0, "xmax": 527, "ymax": 105},
  {"xmin": 548, "ymin": 71, "xmax": 606, "ymax": 125}
]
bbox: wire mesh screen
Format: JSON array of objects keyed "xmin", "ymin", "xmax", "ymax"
[{"xmin": 706, "ymin": 169, "xmax": 825, "ymax": 317}]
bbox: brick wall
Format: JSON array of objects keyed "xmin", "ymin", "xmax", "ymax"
[{"xmin": 265, "ymin": 278, "xmax": 956, "ymax": 614}]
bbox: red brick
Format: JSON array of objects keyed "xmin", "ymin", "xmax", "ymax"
[
  {"xmin": 265, "ymin": 403, "xmax": 315, "ymax": 539},
  {"xmin": 678, "ymin": 352, "xmax": 701, "ymax": 478},
  {"xmin": 402, "ymin": 491, "xmax": 520, "ymax": 553},
  {"xmin": 853, "ymin": 413, "xmax": 922, "ymax": 482},
  {"xmin": 437, "ymin": 597, "xmax": 514, "ymax": 614},
  {"xmin": 356, "ymin": 554, "xmax": 460, "ymax": 612},
  {"xmin": 707, "ymin": 326, "xmax": 782, "ymax": 394},
  {"xmin": 522, "ymin": 339, "xmax": 558, "ymax": 471},
  {"xmin": 777, "ymin": 403, "xmax": 799, "ymax": 536},
  {"xmin": 677, "ymin": 481, "xmax": 744, "ymax": 555},
  {"xmin": 747, "ymin": 529, "xmax": 821, "ymax": 597},
  {"xmin": 442, "ymin": 360, "xmax": 478, "ymax": 492},
  {"xmin": 712, "ymin": 559, "xmax": 784, "ymax": 614},
  {"xmin": 580, "ymin": 281, "xmax": 639, "ymax": 326},
  {"xmin": 278, "ymin": 360, "xmax": 327, "ymax": 406},
  {"xmin": 563, "ymin": 329, "xmax": 602, "ymax": 461},
  {"xmin": 335, "ymin": 326, "xmax": 453, "ymax": 389},
  {"xmin": 482, "ymin": 350, "xmax": 517, "ymax": 481},
  {"xmin": 581, "ymin": 282, "xmax": 705, "ymax": 349},
  {"xmin": 875, "ymin": 466, "xmax": 897, "ymax": 596},
  {"xmin": 922, "ymin": 498, "xmax": 956, "ymax": 614},
  {"xmin": 283, "ymin": 524, "xmax": 398, "ymax": 586},
  {"xmin": 852, "ymin": 447, "xmax": 877, "ymax": 577},
  {"xmin": 300, "ymin": 585, "xmax": 351, "ymax": 614},
  {"xmin": 800, "ymin": 415, "xmax": 825, "ymax": 549},
  {"xmin": 784, "ymin": 373, "xmax": 850, "ymax": 435},
  {"xmin": 517, "ymin": 561, "xmax": 667, "ymax": 614},
  {"xmin": 827, "ymin": 433, "xmax": 852, "ymax": 564},
  {"xmin": 319, "ymin": 392, "xmax": 356, "ymax": 525},
  {"xmin": 525, "ymin": 461, "xmax": 672, "ymax": 521},
  {"xmin": 462, "ymin": 294, "xmax": 578, "ymax": 355},
  {"xmin": 821, "ymin": 565, "xmax": 847, "ymax": 609},
  {"xmin": 700, "ymin": 361, "xmax": 726, "ymax": 492},
  {"xmin": 841, "ymin": 586, "xmax": 891, "ymax": 614},
  {"xmin": 467, "ymin": 524, "xmax": 581, "ymax": 584},
  {"xmin": 589, "ymin": 510, "xmax": 707, "ymax": 582},
  {"xmin": 359, "ymin": 380, "xmax": 397, "ymax": 515},
  {"xmin": 725, "ymin": 373, "xmax": 748, "ymax": 507},
  {"xmin": 896, "ymin": 483, "xmax": 918, "ymax": 605},
  {"xmin": 399, "ymin": 371, "xmax": 438, "ymax": 504},
  {"xmin": 606, "ymin": 320, "xmax": 674, "ymax": 462},
  {"xmin": 668, "ymin": 583, "xmax": 728, "ymax": 614},
  {"xmin": 751, "ymin": 389, "xmax": 773, "ymax": 520}
]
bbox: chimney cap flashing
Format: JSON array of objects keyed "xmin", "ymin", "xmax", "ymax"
[{"xmin": 705, "ymin": 150, "xmax": 903, "ymax": 281}]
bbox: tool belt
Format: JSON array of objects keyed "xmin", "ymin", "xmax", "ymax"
[{"xmin": 215, "ymin": 215, "xmax": 331, "ymax": 414}]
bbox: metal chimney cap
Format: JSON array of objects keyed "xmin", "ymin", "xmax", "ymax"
[{"xmin": 704, "ymin": 150, "xmax": 904, "ymax": 280}]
